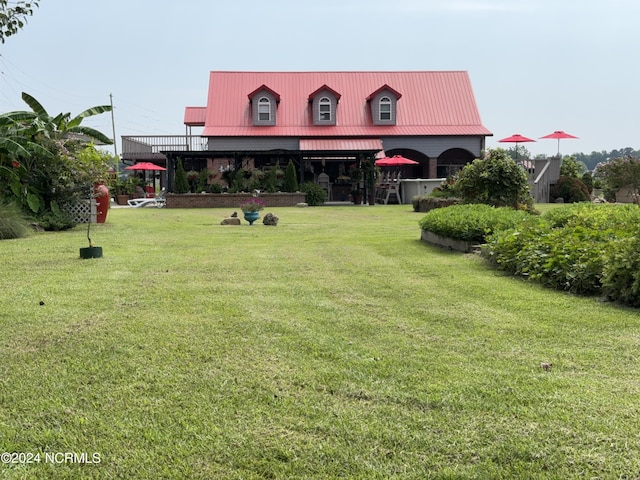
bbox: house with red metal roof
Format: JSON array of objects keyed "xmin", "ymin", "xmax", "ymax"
[{"xmin": 122, "ymin": 70, "xmax": 492, "ymax": 201}]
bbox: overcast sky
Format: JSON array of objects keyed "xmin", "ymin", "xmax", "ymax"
[{"xmin": 1, "ymin": 0, "xmax": 639, "ymax": 158}]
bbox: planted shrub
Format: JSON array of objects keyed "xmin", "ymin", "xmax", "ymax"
[
  {"xmin": 0, "ymin": 200, "xmax": 30, "ymax": 239},
  {"xmin": 484, "ymin": 203, "xmax": 640, "ymax": 298},
  {"xmin": 411, "ymin": 195, "xmax": 460, "ymax": 212},
  {"xmin": 418, "ymin": 204, "xmax": 531, "ymax": 242},
  {"xmin": 36, "ymin": 208, "xmax": 75, "ymax": 231},
  {"xmin": 521, "ymin": 226, "xmax": 613, "ymax": 294},
  {"xmin": 559, "ymin": 155, "xmax": 584, "ymax": 178},
  {"xmin": 602, "ymin": 233, "xmax": 640, "ymax": 307},
  {"xmin": 581, "ymin": 171, "xmax": 593, "ymax": 194},
  {"xmin": 263, "ymin": 167, "xmax": 278, "ymax": 193},
  {"xmin": 544, "ymin": 203, "xmax": 640, "ymax": 230},
  {"xmin": 550, "ymin": 176, "xmax": 590, "ymax": 203},
  {"xmin": 174, "ymin": 159, "xmax": 190, "ymax": 194},
  {"xmin": 207, "ymin": 183, "xmax": 223, "ymax": 194},
  {"xmin": 454, "ymin": 148, "xmax": 533, "ymax": 210},
  {"xmin": 283, "ymin": 160, "xmax": 299, "ymax": 193},
  {"xmin": 300, "ymin": 182, "xmax": 327, "ymax": 206}
]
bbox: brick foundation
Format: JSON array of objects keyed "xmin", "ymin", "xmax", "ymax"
[{"xmin": 165, "ymin": 193, "xmax": 306, "ymax": 208}]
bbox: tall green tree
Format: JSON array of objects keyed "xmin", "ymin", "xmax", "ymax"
[
  {"xmin": 595, "ymin": 156, "xmax": 640, "ymax": 204},
  {"xmin": 174, "ymin": 159, "xmax": 190, "ymax": 194},
  {"xmin": 454, "ymin": 148, "xmax": 533, "ymax": 210},
  {"xmin": 0, "ymin": 0, "xmax": 38, "ymax": 43},
  {"xmin": 559, "ymin": 155, "xmax": 585, "ymax": 178},
  {"xmin": 283, "ymin": 159, "xmax": 298, "ymax": 192}
]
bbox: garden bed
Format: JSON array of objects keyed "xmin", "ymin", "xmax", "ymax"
[{"xmin": 165, "ymin": 192, "xmax": 306, "ymax": 208}]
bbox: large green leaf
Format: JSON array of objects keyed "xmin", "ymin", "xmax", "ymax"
[
  {"xmin": 75, "ymin": 105, "xmax": 112, "ymax": 119},
  {"xmin": 26, "ymin": 192, "xmax": 41, "ymax": 213},
  {"xmin": 21, "ymin": 91, "xmax": 49, "ymax": 119},
  {"xmin": 67, "ymin": 126, "xmax": 113, "ymax": 145},
  {"xmin": 0, "ymin": 137, "xmax": 31, "ymax": 157},
  {"xmin": 10, "ymin": 179, "xmax": 22, "ymax": 197}
]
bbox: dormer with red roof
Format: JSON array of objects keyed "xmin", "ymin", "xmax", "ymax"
[
  {"xmin": 308, "ymin": 85, "xmax": 341, "ymax": 126},
  {"xmin": 248, "ymin": 85, "xmax": 281, "ymax": 126},
  {"xmin": 367, "ymin": 84, "xmax": 402, "ymax": 126}
]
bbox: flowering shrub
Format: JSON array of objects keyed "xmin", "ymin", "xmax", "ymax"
[
  {"xmin": 239, "ymin": 197, "xmax": 265, "ymax": 212},
  {"xmin": 453, "ymin": 148, "xmax": 533, "ymax": 210},
  {"xmin": 594, "ymin": 156, "xmax": 640, "ymax": 203}
]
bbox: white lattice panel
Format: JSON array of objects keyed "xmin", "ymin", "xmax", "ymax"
[{"xmin": 64, "ymin": 199, "xmax": 97, "ymax": 224}]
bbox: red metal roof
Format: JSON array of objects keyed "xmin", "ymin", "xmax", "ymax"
[
  {"xmin": 184, "ymin": 107, "xmax": 206, "ymax": 126},
  {"xmin": 198, "ymin": 71, "xmax": 492, "ymax": 138}
]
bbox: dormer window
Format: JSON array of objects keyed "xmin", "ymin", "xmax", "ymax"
[
  {"xmin": 379, "ymin": 97, "xmax": 391, "ymax": 121},
  {"xmin": 258, "ymin": 97, "xmax": 271, "ymax": 121},
  {"xmin": 367, "ymin": 85, "xmax": 402, "ymax": 126},
  {"xmin": 309, "ymin": 85, "xmax": 340, "ymax": 126},
  {"xmin": 248, "ymin": 85, "xmax": 280, "ymax": 126},
  {"xmin": 319, "ymin": 97, "xmax": 331, "ymax": 122}
]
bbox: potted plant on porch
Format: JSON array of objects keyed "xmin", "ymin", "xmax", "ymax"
[
  {"xmin": 350, "ymin": 188, "xmax": 363, "ymax": 205},
  {"xmin": 113, "ymin": 178, "xmax": 136, "ymax": 205}
]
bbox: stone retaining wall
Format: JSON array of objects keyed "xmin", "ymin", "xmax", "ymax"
[
  {"xmin": 420, "ymin": 230, "xmax": 477, "ymax": 253},
  {"xmin": 165, "ymin": 193, "xmax": 306, "ymax": 209}
]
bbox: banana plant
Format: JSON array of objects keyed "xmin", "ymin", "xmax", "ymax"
[
  {"xmin": 15, "ymin": 92, "xmax": 113, "ymax": 145},
  {"xmin": 0, "ymin": 93, "xmax": 112, "ymax": 214}
]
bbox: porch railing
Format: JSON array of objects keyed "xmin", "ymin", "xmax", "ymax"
[
  {"xmin": 121, "ymin": 135, "xmax": 208, "ymax": 161},
  {"xmin": 532, "ymin": 160, "xmax": 551, "ymax": 203}
]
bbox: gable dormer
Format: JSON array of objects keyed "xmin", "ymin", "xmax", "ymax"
[
  {"xmin": 366, "ymin": 84, "xmax": 402, "ymax": 126},
  {"xmin": 308, "ymin": 85, "xmax": 341, "ymax": 126},
  {"xmin": 248, "ymin": 85, "xmax": 280, "ymax": 126}
]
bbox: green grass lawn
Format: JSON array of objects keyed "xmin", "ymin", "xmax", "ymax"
[{"xmin": 1, "ymin": 204, "xmax": 639, "ymax": 479}]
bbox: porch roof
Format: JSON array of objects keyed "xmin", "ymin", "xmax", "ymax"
[{"xmin": 299, "ymin": 138, "xmax": 383, "ymax": 153}]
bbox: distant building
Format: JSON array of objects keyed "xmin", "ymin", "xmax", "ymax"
[{"xmin": 122, "ymin": 70, "xmax": 493, "ymax": 195}]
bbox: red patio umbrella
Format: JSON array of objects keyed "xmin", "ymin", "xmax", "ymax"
[
  {"xmin": 374, "ymin": 155, "xmax": 419, "ymax": 166},
  {"xmin": 124, "ymin": 162, "xmax": 167, "ymax": 193},
  {"xmin": 498, "ymin": 134, "xmax": 536, "ymax": 159},
  {"xmin": 124, "ymin": 162, "xmax": 167, "ymax": 171},
  {"xmin": 539, "ymin": 130, "xmax": 579, "ymax": 156}
]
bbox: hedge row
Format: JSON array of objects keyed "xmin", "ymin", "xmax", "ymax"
[
  {"xmin": 419, "ymin": 203, "xmax": 640, "ymax": 307},
  {"xmin": 418, "ymin": 204, "xmax": 531, "ymax": 242}
]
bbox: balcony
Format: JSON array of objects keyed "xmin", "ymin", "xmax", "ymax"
[{"xmin": 121, "ymin": 136, "xmax": 208, "ymax": 162}]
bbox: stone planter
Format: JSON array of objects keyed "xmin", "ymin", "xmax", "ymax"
[{"xmin": 243, "ymin": 211, "xmax": 260, "ymax": 225}]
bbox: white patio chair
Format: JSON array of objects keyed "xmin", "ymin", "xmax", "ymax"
[{"xmin": 127, "ymin": 188, "xmax": 166, "ymax": 208}]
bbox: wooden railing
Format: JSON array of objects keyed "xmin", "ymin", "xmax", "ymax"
[
  {"xmin": 121, "ymin": 136, "xmax": 208, "ymax": 160},
  {"xmin": 532, "ymin": 160, "xmax": 551, "ymax": 204}
]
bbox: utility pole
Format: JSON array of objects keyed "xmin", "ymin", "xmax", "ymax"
[{"xmin": 109, "ymin": 93, "xmax": 119, "ymax": 173}]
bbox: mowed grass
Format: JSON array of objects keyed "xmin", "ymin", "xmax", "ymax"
[{"xmin": 1, "ymin": 204, "xmax": 639, "ymax": 479}]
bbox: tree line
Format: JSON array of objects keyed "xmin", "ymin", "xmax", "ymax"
[
  {"xmin": 506, "ymin": 146, "xmax": 640, "ymax": 172},
  {"xmin": 574, "ymin": 148, "xmax": 640, "ymax": 171}
]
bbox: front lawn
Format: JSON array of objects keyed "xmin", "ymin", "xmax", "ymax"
[{"xmin": 1, "ymin": 205, "xmax": 639, "ymax": 479}]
